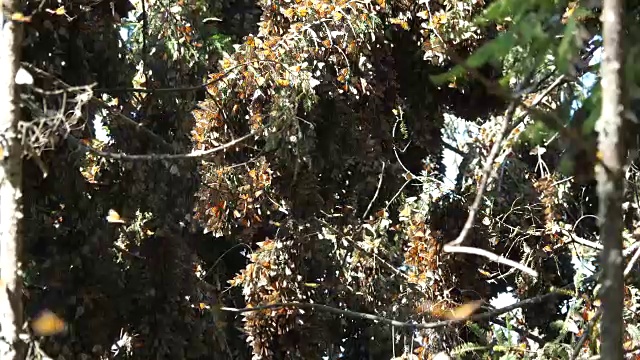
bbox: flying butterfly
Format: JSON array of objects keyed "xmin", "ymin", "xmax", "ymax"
[
  {"xmin": 31, "ymin": 310, "xmax": 67, "ymax": 336},
  {"xmin": 106, "ymin": 209, "xmax": 125, "ymax": 224}
]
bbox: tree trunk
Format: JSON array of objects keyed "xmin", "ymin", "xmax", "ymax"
[
  {"xmin": 0, "ymin": 4, "xmax": 26, "ymax": 360},
  {"xmin": 597, "ymin": 0, "xmax": 626, "ymax": 359}
]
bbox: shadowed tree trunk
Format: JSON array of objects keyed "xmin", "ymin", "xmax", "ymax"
[
  {"xmin": 597, "ymin": 0, "xmax": 626, "ymax": 358},
  {"xmin": 0, "ymin": 4, "xmax": 26, "ymax": 360}
]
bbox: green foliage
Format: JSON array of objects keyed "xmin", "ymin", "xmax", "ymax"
[{"xmin": 452, "ymin": 342, "xmax": 488, "ymax": 356}]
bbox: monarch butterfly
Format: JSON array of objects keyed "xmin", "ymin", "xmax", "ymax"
[
  {"xmin": 31, "ymin": 310, "xmax": 67, "ymax": 336},
  {"xmin": 106, "ymin": 209, "xmax": 125, "ymax": 224}
]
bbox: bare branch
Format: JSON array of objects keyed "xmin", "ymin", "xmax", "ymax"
[
  {"xmin": 624, "ymin": 241, "xmax": 640, "ymax": 257},
  {"xmin": 442, "ymin": 245, "xmax": 538, "ymax": 277},
  {"xmin": 20, "ymin": 62, "xmax": 173, "ymax": 151},
  {"xmin": 623, "ymin": 243, "xmax": 640, "ymax": 277},
  {"xmin": 68, "ymin": 127, "xmax": 263, "ymax": 161},
  {"xmin": 221, "ymin": 287, "xmax": 566, "ymax": 330},
  {"xmin": 362, "ymin": 160, "xmax": 386, "ymax": 219},
  {"xmin": 441, "ymin": 68, "xmax": 570, "ymax": 277},
  {"xmin": 565, "ymin": 232, "xmax": 603, "ymax": 251},
  {"xmin": 441, "ymin": 140, "xmax": 466, "ymax": 157}
]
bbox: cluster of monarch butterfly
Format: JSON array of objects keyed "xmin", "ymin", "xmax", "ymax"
[{"xmin": 190, "ymin": 0, "xmax": 384, "ymax": 240}]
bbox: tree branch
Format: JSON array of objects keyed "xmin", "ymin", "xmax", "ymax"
[
  {"xmin": 624, "ymin": 242, "xmax": 640, "ymax": 277},
  {"xmin": 362, "ymin": 160, "xmax": 386, "ymax": 219},
  {"xmin": 220, "ymin": 287, "xmax": 566, "ymax": 330},
  {"xmin": 441, "ymin": 69, "xmax": 569, "ymax": 276},
  {"xmin": 442, "ymin": 245, "xmax": 538, "ymax": 277},
  {"xmin": 445, "ymin": 101, "xmax": 518, "ymax": 248},
  {"xmin": 490, "ymin": 318, "xmax": 545, "ymax": 347},
  {"xmin": 67, "ymin": 127, "xmax": 263, "ymax": 161},
  {"xmin": 93, "ymin": 59, "xmax": 291, "ymax": 94},
  {"xmin": 442, "ymin": 140, "xmax": 466, "ymax": 157}
]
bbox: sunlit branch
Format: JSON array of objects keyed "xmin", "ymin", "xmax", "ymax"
[
  {"xmin": 221, "ymin": 287, "xmax": 567, "ymax": 330},
  {"xmin": 442, "ymin": 245, "xmax": 538, "ymax": 277},
  {"xmin": 68, "ymin": 127, "xmax": 263, "ymax": 161}
]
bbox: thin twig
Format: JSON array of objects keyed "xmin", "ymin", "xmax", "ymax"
[
  {"xmin": 442, "ymin": 72, "xmax": 568, "ymax": 274},
  {"xmin": 93, "ymin": 59, "xmax": 292, "ymax": 94},
  {"xmin": 564, "ymin": 232, "xmax": 603, "ymax": 251},
  {"xmin": 67, "ymin": 128, "xmax": 263, "ymax": 161},
  {"xmin": 448, "ymin": 52, "xmax": 581, "ymax": 150},
  {"xmin": 316, "ymin": 218, "xmax": 408, "ymax": 280},
  {"xmin": 141, "ymin": 0, "xmax": 148, "ymax": 68},
  {"xmin": 442, "ymin": 245, "xmax": 538, "ymax": 277},
  {"xmin": 205, "ymin": 243, "xmax": 252, "ymax": 277},
  {"xmin": 573, "ymin": 215, "xmax": 600, "ymax": 233},
  {"xmin": 445, "ymin": 101, "xmax": 518, "ymax": 248},
  {"xmin": 385, "ymin": 178, "xmax": 414, "ymax": 210},
  {"xmin": 20, "ymin": 62, "xmax": 173, "ymax": 151},
  {"xmin": 442, "ymin": 140, "xmax": 466, "ymax": 156},
  {"xmin": 362, "ymin": 161, "xmax": 386, "ymax": 219},
  {"xmin": 112, "ymin": 243, "xmax": 145, "ymax": 260},
  {"xmin": 571, "ymin": 308, "xmax": 602, "ymax": 360}
]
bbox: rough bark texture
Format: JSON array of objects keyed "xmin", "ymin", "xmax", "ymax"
[
  {"xmin": 0, "ymin": 4, "xmax": 26, "ymax": 360},
  {"xmin": 597, "ymin": 0, "xmax": 626, "ymax": 358}
]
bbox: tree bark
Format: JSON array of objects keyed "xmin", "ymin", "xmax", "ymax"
[
  {"xmin": 0, "ymin": 3, "xmax": 26, "ymax": 360},
  {"xmin": 597, "ymin": 0, "xmax": 626, "ymax": 359}
]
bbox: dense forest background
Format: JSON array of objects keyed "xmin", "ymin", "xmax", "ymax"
[{"xmin": 1, "ymin": 0, "xmax": 640, "ymax": 359}]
